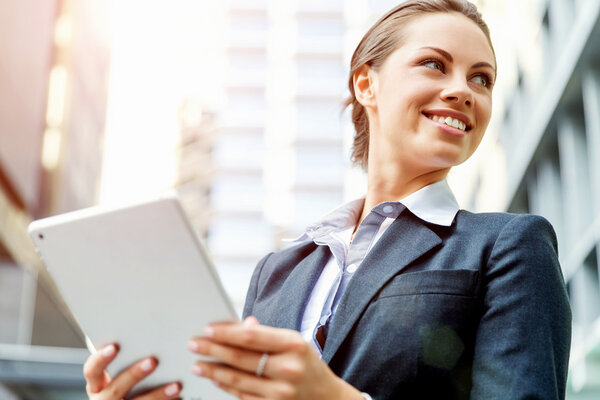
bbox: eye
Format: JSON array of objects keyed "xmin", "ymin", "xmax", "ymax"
[
  {"xmin": 471, "ymin": 73, "xmax": 493, "ymax": 88},
  {"xmin": 420, "ymin": 59, "xmax": 445, "ymax": 72}
]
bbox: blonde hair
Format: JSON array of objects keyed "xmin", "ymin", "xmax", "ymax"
[{"xmin": 345, "ymin": 0, "xmax": 495, "ymax": 170}]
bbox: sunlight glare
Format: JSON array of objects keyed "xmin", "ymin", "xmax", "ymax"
[{"xmin": 99, "ymin": 0, "xmax": 226, "ymax": 204}]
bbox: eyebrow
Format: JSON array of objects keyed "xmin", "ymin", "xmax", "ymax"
[{"xmin": 419, "ymin": 46, "xmax": 496, "ymax": 72}]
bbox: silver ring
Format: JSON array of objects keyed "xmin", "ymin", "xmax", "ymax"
[{"xmin": 255, "ymin": 353, "xmax": 269, "ymax": 377}]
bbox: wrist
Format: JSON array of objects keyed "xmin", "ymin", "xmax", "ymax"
[{"xmin": 333, "ymin": 375, "xmax": 365, "ymax": 400}]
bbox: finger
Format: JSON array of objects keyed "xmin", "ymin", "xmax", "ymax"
[
  {"xmin": 84, "ymin": 343, "xmax": 118, "ymax": 393},
  {"xmin": 192, "ymin": 361, "xmax": 270, "ymax": 397},
  {"xmin": 243, "ymin": 316, "xmax": 260, "ymax": 327},
  {"xmin": 212, "ymin": 380, "xmax": 264, "ymax": 400},
  {"xmin": 187, "ymin": 338, "xmax": 263, "ymax": 374},
  {"xmin": 134, "ymin": 382, "xmax": 182, "ymax": 400},
  {"xmin": 202, "ymin": 322, "xmax": 304, "ymax": 354},
  {"xmin": 210, "ymin": 380, "xmax": 244, "ymax": 399},
  {"xmin": 101, "ymin": 357, "xmax": 158, "ymax": 399}
]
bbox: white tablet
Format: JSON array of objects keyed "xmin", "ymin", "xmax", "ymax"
[{"xmin": 28, "ymin": 193, "xmax": 238, "ymax": 400}]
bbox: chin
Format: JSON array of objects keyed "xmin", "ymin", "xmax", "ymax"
[{"xmin": 422, "ymin": 146, "xmax": 471, "ymax": 168}]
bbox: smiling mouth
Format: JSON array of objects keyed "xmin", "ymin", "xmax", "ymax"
[{"xmin": 424, "ymin": 113, "xmax": 471, "ymax": 132}]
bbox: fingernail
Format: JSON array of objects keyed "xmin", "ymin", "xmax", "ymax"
[
  {"xmin": 164, "ymin": 383, "xmax": 180, "ymax": 396},
  {"xmin": 140, "ymin": 358, "xmax": 154, "ymax": 372},
  {"xmin": 102, "ymin": 344, "xmax": 116, "ymax": 357},
  {"xmin": 203, "ymin": 326, "xmax": 214, "ymax": 338},
  {"xmin": 187, "ymin": 340, "xmax": 199, "ymax": 351},
  {"xmin": 191, "ymin": 364, "xmax": 203, "ymax": 376}
]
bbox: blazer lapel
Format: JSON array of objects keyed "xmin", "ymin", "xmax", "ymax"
[
  {"xmin": 321, "ymin": 210, "xmax": 443, "ymax": 363},
  {"xmin": 261, "ymin": 243, "xmax": 330, "ymax": 330}
]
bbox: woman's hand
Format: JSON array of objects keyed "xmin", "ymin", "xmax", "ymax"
[
  {"xmin": 83, "ymin": 344, "xmax": 182, "ymax": 400},
  {"xmin": 187, "ymin": 317, "xmax": 364, "ymax": 400}
]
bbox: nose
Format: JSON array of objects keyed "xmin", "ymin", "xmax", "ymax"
[{"xmin": 441, "ymin": 77, "xmax": 473, "ymax": 107}]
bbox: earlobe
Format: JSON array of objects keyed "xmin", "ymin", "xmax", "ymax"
[{"xmin": 353, "ymin": 65, "xmax": 377, "ymax": 108}]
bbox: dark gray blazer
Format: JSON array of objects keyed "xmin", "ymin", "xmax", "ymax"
[{"xmin": 242, "ymin": 209, "xmax": 572, "ymax": 400}]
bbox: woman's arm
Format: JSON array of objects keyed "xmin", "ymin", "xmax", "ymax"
[{"xmin": 471, "ymin": 214, "xmax": 572, "ymax": 399}]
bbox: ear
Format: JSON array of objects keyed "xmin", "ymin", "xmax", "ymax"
[{"xmin": 353, "ymin": 64, "xmax": 377, "ymax": 108}]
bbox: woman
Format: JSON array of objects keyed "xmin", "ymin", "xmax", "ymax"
[{"xmin": 84, "ymin": 1, "xmax": 571, "ymax": 399}]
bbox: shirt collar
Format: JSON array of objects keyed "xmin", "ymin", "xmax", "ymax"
[
  {"xmin": 290, "ymin": 179, "xmax": 459, "ymax": 243},
  {"xmin": 399, "ymin": 179, "xmax": 459, "ymax": 226},
  {"xmin": 302, "ymin": 198, "xmax": 364, "ymax": 241}
]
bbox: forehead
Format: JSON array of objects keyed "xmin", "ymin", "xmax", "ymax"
[{"xmin": 397, "ymin": 12, "xmax": 495, "ymax": 66}]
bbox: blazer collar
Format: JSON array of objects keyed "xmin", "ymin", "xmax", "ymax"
[{"xmin": 320, "ymin": 208, "xmax": 443, "ymax": 363}]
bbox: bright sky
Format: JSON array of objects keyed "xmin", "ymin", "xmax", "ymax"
[{"xmin": 99, "ymin": 0, "xmax": 226, "ymax": 204}]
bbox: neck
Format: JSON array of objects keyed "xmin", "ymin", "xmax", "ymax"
[{"xmin": 357, "ymin": 162, "xmax": 450, "ymax": 227}]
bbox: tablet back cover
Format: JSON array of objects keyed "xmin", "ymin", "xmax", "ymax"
[{"xmin": 28, "ymin": 195, "xmax": 237, "ymax": 400}]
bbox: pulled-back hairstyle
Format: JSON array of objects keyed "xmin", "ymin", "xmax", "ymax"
[{"xmin": 345, "ymin": 0, "xmax": 494, "ymax": 170}]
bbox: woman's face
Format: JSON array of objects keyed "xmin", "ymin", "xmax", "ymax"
[{"xmin": 361, "ymin": 12, "xmax": 496, "ymax": 173}]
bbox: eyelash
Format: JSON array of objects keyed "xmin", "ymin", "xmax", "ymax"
[{"xmin": 419, "ymin": 58, "xmax": 494, "ymax": 88}]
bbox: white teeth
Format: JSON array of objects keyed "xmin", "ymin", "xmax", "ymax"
[{"xmin": 428, "ymin": 115, "xmax": 467, "ymax": 131}]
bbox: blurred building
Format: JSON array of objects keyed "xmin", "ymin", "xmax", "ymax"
[
  {"xmin": 265, "ymin": 0, "xmax": 348, "ymax": 236},
  {"xmin": 467, "ymin": 0, "xmax": 600, "ymax": 398},
  {"xmin": 205, "ymin": 0, "xmax": 273, "ymax": 312},
  {"xmin": 0, "ymin": 0, "xmax": 112, "ymax": 398},
  {"xmin": 176, "ymin": 99, "xmax": 216, "ymax": 239},
  {"xmin": 201, "ymin": 0, "xmax": 355, "ymax": 311}
]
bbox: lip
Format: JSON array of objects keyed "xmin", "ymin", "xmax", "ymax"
[
  {"xmin": 422, "ymin": 109, "xmax": 473, "ymax": 131},
  {"xmin": 425, "ymin": 117, "xmax": 467, "ymax": 137}
]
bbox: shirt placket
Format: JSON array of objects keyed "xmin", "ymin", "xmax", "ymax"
[{"xmin": 312, "ymin": 204, "xmax": 401, "ymax": 351}]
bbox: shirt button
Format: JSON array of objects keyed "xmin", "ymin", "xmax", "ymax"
[
  {"xmin": 320, "ymin": 316, "xmax": 328, "ymax": 325},
  {"xmin": 382, "ymin": 205, "xmax": 394, "ymax": 214},
  {"xmin": 347, "ymin": 263, "xmax": 358, "ymax": 273}
]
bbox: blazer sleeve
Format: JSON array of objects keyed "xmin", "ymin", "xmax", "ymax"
[
  {"xmin": 242, "ymin": 252, "xmax": 272, "ymax": 319},
  {"xmin": 470, "ymin": 214, "xmax": 572, "ymax": 399}
]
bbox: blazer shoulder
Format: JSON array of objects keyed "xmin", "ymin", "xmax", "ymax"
[
  {"xmin": 455, "ymin": 210, "xmax": 556, "ymax": 237},
  {"xmin": 264, "ymin": 239, "xmax": 318, "ymax": 268},
  {"xmin": 250, "ymin": 239, "xmax": 319, "ymax": 288},
  {"xmin": 449, "ymin": 211, "xmax": 558, "ymax": 263}
]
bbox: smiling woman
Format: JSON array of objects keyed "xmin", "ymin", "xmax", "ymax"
[{"xmin": 83, "ymin": 1, "xmax": 571, "ymax": 400}]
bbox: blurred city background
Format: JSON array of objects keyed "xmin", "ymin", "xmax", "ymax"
[{"xmin": 0, "ymin": 0, "xmax": 598, "ymax": 398}]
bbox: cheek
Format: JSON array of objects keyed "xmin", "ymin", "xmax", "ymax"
[
  {"xmin": 476, "ymin": 97, "xmax": 493, "ymax": 128},
  {"xmin": 380, "ymin": 78, "xmax": 430, "ymax": 113}
]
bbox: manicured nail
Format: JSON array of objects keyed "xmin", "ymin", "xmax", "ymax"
[
  {"xmin": 102, "ymin": 344, "xmax": 116, "ymax": 357},
  {"xmin": 203, "ymin": 326, "xmax": 214, "ymax": 338},
  {"xmin": 140, "ymin": 358, "xmax": 154, "ymax": 372},
  {"xmin": 191, "ymin": 364, "xmax": 203, "ymax": 376},
  {"xmin": 164, "ymin": 383, "xmax": 180, "ymax": 396},
  {"xmin": 187, "ymin": 340, "xmax": 199, "ymax": 351}
]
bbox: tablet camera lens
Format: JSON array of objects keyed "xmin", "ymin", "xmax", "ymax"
[{"xmin": 38, "ymin": 233, "xmax": 44, "ymax": 240}]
